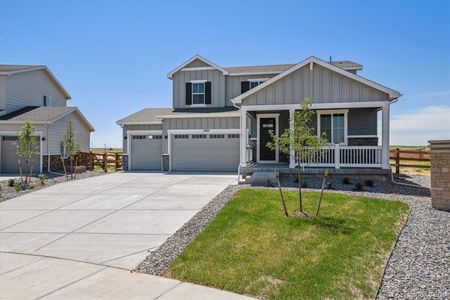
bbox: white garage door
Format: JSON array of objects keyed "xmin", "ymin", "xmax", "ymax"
[
  {"xmin": 130, "ymin": 134, "xmax": 162, "ymax": 170},
  {"xmin": 1, "ymin": 136, "xmax": 41, "ymax": 174},
  {"xmin": 171, "ymin": 133, "xmax": 240, "ymax": 172}
]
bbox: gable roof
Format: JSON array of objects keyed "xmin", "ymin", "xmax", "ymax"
[
  {"xmin": 0, "ymin": 64, "xmax": 71, "ymax": 100},
  {"xmin": 0, "ymin": 106, "xmax": 94, "ymax": 131},
  {"xmin": 231, "ymin": 56, "xmax": 401, "ymax": 104},
  {"xmin": 167, "ymin": 55, "xmax": 229, "ymax": 79},
  {"xmin": 116, "ymin": 108, "xmax": 173, "ymax": 125}
]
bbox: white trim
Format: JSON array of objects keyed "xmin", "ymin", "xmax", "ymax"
[
  {"xmin": 0, "ymin": 131, "xmax": 43, "ymax": 173},
  {"xmin": 167, "ymin": 129, "xmax": 240, "ymax": 171},
  {"xmin": 51, "ymin": 108, "xmax": 95, "ymax": 132},
  {"xmin": 241, "ymin": 101, "xmax": 389, "ymax": 111},
  {"xmin": 228, "ymin": 71, "xmax": 283, "ymax": 76},
  {"xmin": 257, "ymin": 113, "xmax": 279, "ymax": 163},
  {"xmin": 317, "ymin": 109, "xmax": 348, "ymax": 145},
  {"xmin": 248, "ymin": 78, "xmax": 270, "ymax": 82},
  {"xmin": 181, "ymin": 67, "xmax": 215, "ymax": 71},
  {"xmin": 348, "ymin": 135, "xmax": 378, "ymax": 138},
  {"xmin": 116, "ymin": 121, "xmax": 162, "ymax": 126},
  {"xmin": 188, "ymin": 104, "xmax": 207, "ymax": 108},
  {"xmin": 289, "ymin": 108, "xmax": 295, "ymax": 168},
  {"xmin": 191, "ymin": 81, "xmax": 206, "ymax": 105},
  {"xmin": 381, "ymin": 102, "xmax": 390, "ymax": 169},
  {"xmin": 231, "ymin": 56, "xmax": 401, "ymax": 104},
  {"xmin": 190, "ymin": 79, "xmax": 207, "ymax": 83},
  {"xmin": 127, "ymin": 130, "xmax": 163, "ymax": 171},
  {"xmin": 159, "ymin": 112, "xmax": 240, "ymax": 119},
  {"xmin": 167, "ymin": 55, "xmax": 229, "ymax": 79}
]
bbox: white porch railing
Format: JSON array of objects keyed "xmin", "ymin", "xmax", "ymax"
[{"xmin": 299, "ymin": 145, "xmax": 383, "ymax": 168}]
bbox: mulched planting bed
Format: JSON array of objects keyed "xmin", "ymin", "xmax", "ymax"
[{"xmin": 0, "ymin": 171, "xmax": 107, "ymax": 203}]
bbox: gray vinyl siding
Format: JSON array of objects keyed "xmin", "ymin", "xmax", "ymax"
[
  {"xmin": 172, "ymin": 69, "xmax": 225, "ymax": 108},
  {"xmin": 162, "ymin": 116, "xmax": 239, "ymax": 152},
  {"xmin": 3, "ymin": 69, "xmax": 67, "ymax": 114},
  {"xmin": 0, "ymin": 123, "xmax": 48, "ymax": 154},
  {"xmin": 184, "ymin": 59, "xmax": 211, "ymax": 68},
  {"xmin": 347, "ymin": 108, "xmax": 378, "ymax": 135},
  {"xmin": 244, "ymin": 64, "xmax": 389, "ymax": 105},
  {"xmin": 0, "ymin": 76, "xmax": 6, "ymax": 111},
  {"xmin": 122, "ymin": 124, "xmax": 162, "ymax": 153},
  {"xmin": 48, "ymin": 112, "xmax": 91, "ymax": 155},
  {"xmin": 225, "ymin": 74, "xmax": 277, "ymax": 106}
]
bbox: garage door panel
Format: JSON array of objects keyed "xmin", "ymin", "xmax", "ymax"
[
  {"xmin": 172, "ymin": 134, "xmax": 239, "ymax": 172},
  {"xmin": 1, "ymin": 136, "xmax": 41, "ymax": 174},
  {"xmin": 130, "ymin": 135, "xmax": 162, "ymax": 170}
]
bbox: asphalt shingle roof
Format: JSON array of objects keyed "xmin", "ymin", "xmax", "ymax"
[
  {"xmin": 223, "ymin": 61, "xmax": 362, "ymax": 74},
  {"xmin": 0, "ymin": 106, "xmax": 77, "ymax": 122},
  {"xmin": 0, "ymin": 65, "xmax": 44, "ymax": 72}
]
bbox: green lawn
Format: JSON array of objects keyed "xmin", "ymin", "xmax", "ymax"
[{"xmin": 165, "ymin": 189, "xmax": 409, "ymax": 300}]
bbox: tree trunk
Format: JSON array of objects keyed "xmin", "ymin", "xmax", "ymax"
[
  {"xmin": 297, "ymin": 153, "xmax": 303, "ymax": 212},
  {"xmin": 18, "ymin": 159, "xmax": 23, "ymax": 183},
  {"xmin": 73, "ymin": 156, "xmax": 78, "ymax": 179},
  {"xmin": 315, "ymin": 169, "xmax": 329, "ymax": 217},
  {"xmin": 29, "ymin": 160, "xmax": 34, "ymax": 184},
  {"xmin": 70, "ymin": 158, "xmax": 74, "ymax": 180},
  {"xmin": 60, "ymin": 156, "xmax": 68, "ymax": 180}
]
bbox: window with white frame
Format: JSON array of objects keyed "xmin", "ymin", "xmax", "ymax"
[
  {"xmin": 249, "ymin": 78, "xmax": 268, "ymax": 89},
  {"xmin": 318, "ymin": 112, "xmax": 346, "ymax": 144},
  {"xmin": 192, "ymin": 82, "xmax": 205, "ymax": 104},
  {"xmin": 43, "ymin": 95, "xmax": 52, "ymax": 106}
]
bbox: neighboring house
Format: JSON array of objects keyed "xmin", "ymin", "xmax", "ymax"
[
  {"xmin": 117, "ymin": 55, "xmax": 400, "ymax": 174},
  {"xmin": 0, "ymin": 65, "xmax": 94, "ymax": 174}
]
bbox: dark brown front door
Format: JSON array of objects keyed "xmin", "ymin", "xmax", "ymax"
[{"xmin": 259, "ymin": 117, "xmax": 276, "ymax": 161}]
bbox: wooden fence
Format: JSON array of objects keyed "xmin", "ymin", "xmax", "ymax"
[
  {"xmin": 389, "ymin": 148, "xmax": 430, "ymax": 174},
  {"xmin": 81, "ymin": 152, "xmax": 123, "ymax": 172}
]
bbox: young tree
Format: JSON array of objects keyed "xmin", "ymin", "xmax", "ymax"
[
  {"xmin": 267, "ymin": 98, "xmax": 328, "ymax": 215},
  {"xmin": 16, "ymin": 121, "xmax": 39, "ymax": 185},
  {"xmin": 61, "ymin": 122, "xmax": 80, "ymax": 179}
]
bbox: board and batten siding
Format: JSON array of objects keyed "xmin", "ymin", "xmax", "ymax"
[
  {"xmin": 0, "ymin": 76, "xmax": 6, "ymax": 111},
  {"xmin": 225, "ymin": 74, "xmax": 277, "ymax": 107},
  {"xmin": 172, "ymin": 69, "xmax": 225, "ymax": 108},
  {"xmin": 162, "ymin": 116, "xmax": 239, "ymax": 153},
  {"xmin": 48, "ymin": 112, "xmax": 91, "ymax": 155},
  {"xmin": 122, "ymin": 124, "xmax": 163, "ymax": 153},
  {"xmin": 243, "ymin": 64, "xmax": 390, "ymax": 106},
  {"xmin": 3, "ymin": 69, "xmax": 67, "ymax": 114}
]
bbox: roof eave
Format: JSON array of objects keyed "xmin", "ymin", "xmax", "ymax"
[{"xmin": 167, "ymin": 55, "xmax": 229, "ymax": 79}]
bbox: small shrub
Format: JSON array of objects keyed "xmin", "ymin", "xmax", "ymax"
[
  {"xmin": 353, "ymin": 182, "xmax": 364, "ymax": 191},
  {"xmin": 14, "ymin": 181, "xmax": 22, "ymax": 192},
  {"xmin": 364, "ymin": 180, "xmax": 374, "ymax": 187},
  {"xmin": 8, "ymin": 179, "xmax": 15, "ymax": 187},
  {"xmin": 301, "ymin": 181, "xmax": 308, "ymax": 188},
  {"xmin": 38, "ymin": 174, "xmax": 46, "ymax": 186},
  {"xmin": 342, "ymin": 177, "xmax": 351, "ymax": 185},
  {"xmin": 327, "ymin": 180, "xmax": 334, "ymax": 189},
  {"xmin": 28, "ymin": 183, "xmax": 34, "ymax": 189}
]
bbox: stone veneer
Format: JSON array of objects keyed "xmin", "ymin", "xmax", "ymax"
[
  {"xmin": 429, "ymin": 140, "xmax": 450, "ymax": 211},
  {"xmin": 162, "ymin": 154, "xmax": 170, "ymax": 171},
  {"xmin": 122, "ymin": 155, "xmax": 129, "ymax": 171},
  {"xmin": 43, "ymin": 153, "xmax": 94, "ymax": 173}
]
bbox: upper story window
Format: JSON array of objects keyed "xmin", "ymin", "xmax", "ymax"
[
  {"xmin": 192, "ymin": 82, "xmax": 205, "ymax": 105},
  {"xmin": 317, "ymin": 110, "xmax": 347, "ymax": 144},
  {"xmin": 241, "ymin": 78, "xmax": 269, "ymax": 94},
  {"xmin": 43, "ymin": 95, "xmax": 52, "ymax": 106}
]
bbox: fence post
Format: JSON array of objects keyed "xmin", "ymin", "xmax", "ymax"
[
  {"xmin": 115, "ymin": 153, "xmax": 119, "ymax": 171},
  {"xmin": 395, "ymin": 148, "xmax": 400, "ymax": 174},
  {"xmin": 335, "ymin": 144, "xmax": 340, "ymax": 169},
  {"xmin": 103, "ymin": 152, "xmax": 107, "ymax": 172}
]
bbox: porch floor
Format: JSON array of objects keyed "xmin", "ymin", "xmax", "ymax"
[{"xmin": 241, "ymin": 163, "xmax": 391, "ymax": 176}]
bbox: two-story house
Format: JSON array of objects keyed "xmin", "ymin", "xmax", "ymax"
[
  {"xmin": 0, "ymin": 65, "xmax": 94, "ymax": 174},
  {"xmin": 117, "ymin": 55, "xmax": 400, "ymax": 175}
]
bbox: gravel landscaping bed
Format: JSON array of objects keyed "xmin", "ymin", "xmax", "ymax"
[
  {"xmin": 137, "ymin": 175, "xmax": 448, "ymax": 299},
  {"xmin": 136, "ymin": 184, "xmax": 244, "ymax": 276},
  {"xmin": 0, "ymin": 171, "xmax": 107, "ymax": 203}
]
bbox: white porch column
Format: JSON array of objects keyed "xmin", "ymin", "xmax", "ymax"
[
  {"xmin": 381, "ymin": 102, "xmax": 390, "ymax": 169},
  {"xmin": 289, "ymin": 108, "xmax": 296, "ymax": 168},
  {"xmin": 240, "ymin": 107, "xmax": 247, "ymax": 167}
]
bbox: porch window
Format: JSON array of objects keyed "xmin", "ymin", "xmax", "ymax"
[
  {"xmin": 318, "ymin": 112, "xmax": 347, "ymax": 144},
  {"xmin": 192, "ymin": 82, "xmax": 205, "ymax": 104},
  {"xmin": 249, "ymin": 78, "xmax": 268, "ymax": 89}
]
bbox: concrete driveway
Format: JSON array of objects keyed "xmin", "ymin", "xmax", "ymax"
[{"xmin": 0, "ymin": 172, "xmax": 252, "ymax": 299}]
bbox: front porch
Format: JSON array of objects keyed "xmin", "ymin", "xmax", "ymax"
[{"xmin": 239, "ymin": 102, "xmax": 391, "ymax": 174}]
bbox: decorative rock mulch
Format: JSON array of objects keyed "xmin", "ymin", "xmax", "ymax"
[
  {"xmin": 137, "ymin": 175, "xmax": 448, "ymax": 299},
  {"xmin": 0, "ymin": 171, "xmax": 107, "ymax": 203}
]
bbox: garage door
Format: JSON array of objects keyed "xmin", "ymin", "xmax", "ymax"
[
  {"xmin": 171, "ymin": 133, "xmax": 240, "ymax": 172},
  {"xmin": 1, "ymin": 136, "xmax": 41, "ymax": 174},
  {"xmin": 130, "ymin": 134, "xmax": 162, "ymax": 170}
]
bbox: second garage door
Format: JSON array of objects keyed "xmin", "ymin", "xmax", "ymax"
[
  {"xmin": 1, "ymin": 136, "xmax": 41, "ymax": 174},
  {"xmin": 171, "ymin": 133, "xmax": 240, "ymax": 172},
  {"xmin": 130, "ymin": 134, "xmax": 162, "ymax": 170}
]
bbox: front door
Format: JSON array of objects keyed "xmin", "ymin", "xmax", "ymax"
[{"xmin": 259, "ymin": 117, "xmax": 277, "ymax": 162}]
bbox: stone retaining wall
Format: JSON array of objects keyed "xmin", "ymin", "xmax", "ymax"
[{"xmin": 429, "ymin": 140, "xmax": 450, "ymax": 211}]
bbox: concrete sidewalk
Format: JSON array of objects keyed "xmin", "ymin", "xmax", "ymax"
[{"xmin": 0, "ymin": 172, "xmax": 253, "ymax": 299}]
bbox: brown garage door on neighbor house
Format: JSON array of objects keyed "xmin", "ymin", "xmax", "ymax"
[
  {"xmin": 171, "ymin": 133, "xmax": 240, "ymax": 172},
  {"xmin": 1, "ymin": 136, "xmax": 41, "ymax": 174}
]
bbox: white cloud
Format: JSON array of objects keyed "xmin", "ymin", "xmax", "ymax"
[{"xmin": 388, "ymin": 106, "xmax": 450, "ymax": 145}]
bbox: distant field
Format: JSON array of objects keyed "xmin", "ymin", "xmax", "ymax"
[
  {"xmin": 390, "ymin": 145, "xmax": 429, "ymax": 150},
  {"xmin": 90, "ymin": 148, "xmax": 123, "ymax": 153}
]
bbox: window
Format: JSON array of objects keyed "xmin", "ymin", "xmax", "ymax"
[
  {"xmin": 210, "ymin": 134, "xmax": 225, "ymax": 139},
  {"xmin": 192, "ymin": 134, "xmax": 207, "ymax": 139},
  {"xmin": 174, "ymin": 134, "xmax": 189, "ymax": 139},
  {"xmin": 318, "ymin": 112, "xmax": 346, "ymax": 144},
  {"xmin": 192, "ymin": 82, "xmax": 205, "ymax": 104},
  {"xmin": 43, "ymin": 95, "xmax": 51, "ymax": 106},
  {"xmin": 249, "ymin": 78, "xmax": 268, "ymax": 89},
  {"xmin": 228, "ymin": 134, "xmax": 240, "ymax": 139},
  {"xmin": 132, "ymin": 135, "xmax": 147, "ymax": 140},
  {"xmin": 148, "ymin": 135, "xmax": 162, "ymax": 139}
]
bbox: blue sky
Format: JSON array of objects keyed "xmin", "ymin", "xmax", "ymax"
[{"xmin": 1, "ymin": 0, "xmax": 449, "ymax": 147}]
